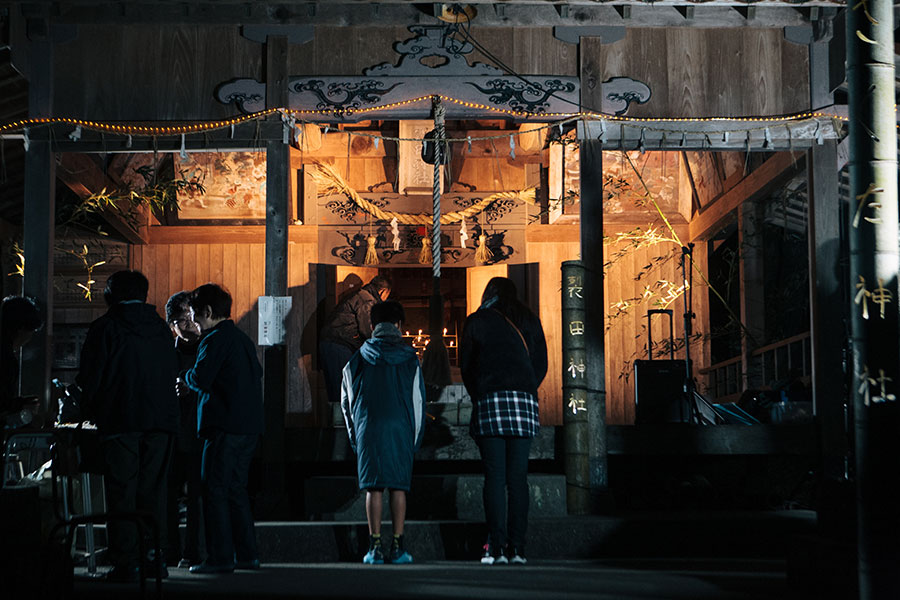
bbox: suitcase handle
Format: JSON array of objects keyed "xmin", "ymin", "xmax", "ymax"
[{"xmin": 646, "ymin": 309, "xmax": 674, "ymax": 360}]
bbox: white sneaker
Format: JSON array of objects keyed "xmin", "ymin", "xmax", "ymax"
[{"xmin": 481, "ymin": 544, "xmax": 508, "ymax": 565}]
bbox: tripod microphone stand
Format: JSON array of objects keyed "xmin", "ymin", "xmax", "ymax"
[{"xmin": 680, "ymin": 243, "xmax": 706, "ymax": 424}]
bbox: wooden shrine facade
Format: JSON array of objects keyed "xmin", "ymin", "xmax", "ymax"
[{"xmin": 1, "ymin": 5, "xmax": 847, "ymax": 452}]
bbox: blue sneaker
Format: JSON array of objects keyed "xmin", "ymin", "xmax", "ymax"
[
  {"xmin": 389, "ymin": 549, "xmax": 413, "ymax": 564},
  {"xmin": 389, "ymin": 536, "xmax": 413, "ymax": 564},
  {"xmin": 363, "ymin": 545, "xmax": 385, "ymax": 564}
]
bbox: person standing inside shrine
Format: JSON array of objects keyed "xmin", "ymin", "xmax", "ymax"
[
  {"xmin": 319, "ymin": 275, "xmax": 391, "ymax": 404},
  {"xmin": 184, "ymin": 283, "xmax": 263, "ymax": 574},
  {"xmin": 77, "ymin": 270, "xmax": 178, "ymax": 582},
  {"xmin": 165, "ymin": 291, "xmax": 205, "ymax": 569},
  {"xmin": 460, "ymin": 277, "xmax": 547, "ymax": 566},
  {"xmin": 341, "ymin": 300, "xmax": 425, "ymax": 564}
]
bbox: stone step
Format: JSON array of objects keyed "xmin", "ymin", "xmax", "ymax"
[
  {"xmin": 254, "ymin": 511, "xmax": 817, "ymax": 563},
  {"xmin": 302, "ymin": 474, "xmax": 566, "ymax": 521}
]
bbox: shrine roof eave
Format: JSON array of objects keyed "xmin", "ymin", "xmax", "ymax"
[{"xmin": 577, "ymin": 115, "xmax": 845, "ymax": 152}]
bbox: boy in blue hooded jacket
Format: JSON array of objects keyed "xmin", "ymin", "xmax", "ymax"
[{"xmin": 341, "ymin": 300, "xmax": 425, "ymax": 564}]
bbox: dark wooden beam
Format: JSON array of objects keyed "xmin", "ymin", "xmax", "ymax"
[
  {"xmin": 579, "ymin": 139, "xmax": 608, "ymax": 501},
  {"xmin": 56, "ymin": 153, "xmax": 148, "ymax": 244},
  {"xmin": 688, "ymin": 151, "xmax": 803, "ymax": 242},
  {"xmin": 261, "ymin": 32, "xmax": 290, "ymax": 517},
  {"xmin": 146, "ymin": 224, "xmax": 316, "ymax": 245}
]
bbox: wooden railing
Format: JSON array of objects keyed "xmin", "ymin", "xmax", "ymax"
[{"xmin": 700, "ymin": 331, "xmax": 811, "ymax": 401}]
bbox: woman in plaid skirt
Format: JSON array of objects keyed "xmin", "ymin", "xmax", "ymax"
[{"xmin": 460, "ymin": 277, "xmax": 547, "ymax": 565}]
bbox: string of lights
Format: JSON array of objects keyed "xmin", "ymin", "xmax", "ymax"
[{"xmin": 0, "ymin": 93, "xmax": 854, "ymax": 143}]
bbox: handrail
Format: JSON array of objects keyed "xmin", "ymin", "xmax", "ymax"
[
  {"xmin": 699, "ymin": 354, "xmax": 741, "ymax": 374},
  {"xmin": 749, "ymin": 331, "xmax": 810, "ymax": 358},
  {"xmin": 699, "ymin": 331, "xmax": 810, "ymax": 375}
]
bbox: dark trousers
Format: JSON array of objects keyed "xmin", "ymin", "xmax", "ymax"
[
  {"xmin": 319, "ymin": 340, "xmax": 355, "ymax": 405},
  {"xmin": 166, "ymin": 445, "xmax": 204, "ymax": 563},
  {"xmin": 101, "ymin": 431, "xmax": 174, "ymax": 569},
  {"xmin": 201, "ymin": 431, "xmax": 258, "ymax": 566},
  {"xmin": 477, "ymin": 436, "xmax": 532, "ymax": 550}
]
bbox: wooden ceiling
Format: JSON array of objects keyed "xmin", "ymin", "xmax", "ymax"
[{"xmin": 9, "ymin": 1, "xmax": 830, "ymax": 28}]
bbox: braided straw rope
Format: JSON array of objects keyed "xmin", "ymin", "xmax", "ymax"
[{"xmin": 311, "ymin": 162, "xmax": 536, "ymax": 225}]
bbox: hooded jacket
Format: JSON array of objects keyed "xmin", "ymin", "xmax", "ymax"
[
  {"xmin": 77, "ymin": 302, "xmax": 179, "ymax": 435},
  {"xmin": 340, "ymin": 323, "xmax": 425, "ymax": 491}
]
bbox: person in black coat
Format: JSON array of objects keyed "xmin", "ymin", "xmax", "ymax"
[
  {"xmin": 164, "ymin": 291, "xmax": 205, "ymax": 569},
  {"xmin": 319, "ymin": 275, "xmax": 391, "ymax": 404},
  {"xmin": 184, "ymin": 283, "xmax": 264, "ymax": 574},
  {"xmin": 77, "ymin": 270, "xmax": 179, "ymax": 582},
  {"xmin": 0, "ymin": 296, "xmax": 43, "ymax": 430},
  {"xmin": 460, "ymin": 277, "xmax": 547, "ymax": 565}
]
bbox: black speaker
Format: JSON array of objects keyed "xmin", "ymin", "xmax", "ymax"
[{"xmin": 634, "ymin": 359, "xmax": 691, "ymax": 424}]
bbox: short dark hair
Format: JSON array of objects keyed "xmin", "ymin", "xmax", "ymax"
[
  {"xmin": 165, "ymin": 291, "xmax": 192, "ymax": 322},
  {"xmin": 103, "ymin": 270, "xmax": 149, "ymax": 306},
  {"xmin": 369, "ymin": 275, "xmax": 391, "ymax": 293},
  {"xmin": 1, "ymin": 296, "xmax": 43, "ymax": 344},
  {"xmin": 371, "ymin": 300, "xmax": 404, "ymax": 326},
  {"xmin": 189, "ymin": 283, "xmax": 232, "ymax": 319}
]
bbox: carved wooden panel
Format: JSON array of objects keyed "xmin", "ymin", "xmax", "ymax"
[{"xmin": 315, "ymin": 192, "xmax": 527, "ymax": 267}]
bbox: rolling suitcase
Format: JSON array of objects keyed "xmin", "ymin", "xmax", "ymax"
[{"xmin": 634, "ymin": 309, "xmax": 691, "ymax": 424}]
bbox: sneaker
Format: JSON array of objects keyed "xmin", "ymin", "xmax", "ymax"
[
  {"xmin": 105, "ymin": 565, "xmax": 140, "ymax": 583},
  {"xmin": 363, "ymin": 545, "xmax": 385, "ymax": 565},
  {"xmin": 480, "ymin": 543, "xmax": 508, "ymax": 565},
  {"xmin": 508, "ymin": 546, "xmax": 527, "ymax": 565},
  {"xmin": 389, "ymin": 537, "xmax": 413, "ymax": 564}
]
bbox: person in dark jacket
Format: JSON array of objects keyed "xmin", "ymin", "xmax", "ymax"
[
  {"xmin": 77, "ymin": 270, "xmax": 179, "ymax": 582},
  {"xmin": 0, "ymin": 295, "xmax": 43, "ymax": 429},
  {"xmin": 165, "ymin": 291, "xmax": 205, "ymax": 569},
  {"xmin": 460, "ymin": 277, "xmax": 547, "ymax": 566},
  {"xmin": 320, "ymin": 275, "xmax": 391, "ymax": 405},
  {"xmin": 184, "ymin": 283, "xmax": 264, "ymax": 575},
  {"xmin": 341, "ymin": 300, "xmax": 425, "ymax": 565}
]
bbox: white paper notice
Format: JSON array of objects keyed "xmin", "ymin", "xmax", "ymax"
[{"xmin": 258, "ymin": 296, "xmax": 292, "ymax": 346}]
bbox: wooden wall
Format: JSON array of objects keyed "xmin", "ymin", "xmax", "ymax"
[
  {"xmin": 131, "ymin": 218, "xmax": 714, "ymax": 427},
  {"xmin": 52, "ymin": 25, "xmax": 576, "ymax": 121},
  {"xmin": 131, "ymin": 241, "xmax": 266, "ymax": 337},
  {"xmin": 132, "ymin": 228, "xmax": 321, "ymax": 418},
  {"xmin": 581, "ymin": 28, "xmax": 810, "ymax": 119},
  {"xmin": 601, "ymin": 224, "xmax": 710, "ymax": 424},
  {"xmin": 54, "ymin": 25, "xmax": 263, "ymax": 121},
  {"xmin": 526, "ymin": 225, "xmax": 582, "ymax": 426}
]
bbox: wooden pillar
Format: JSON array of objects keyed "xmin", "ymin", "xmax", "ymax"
[
  {"xmin": 18, "ymin": 19, "xmax": 55, "ymax": 409},
  {"xmin": 262, "ymin": 34, "xmax": 289, "ymax": 514},
  {"xmin": 805, "ymin": 27, "xmax": 848, "ymax": 485},
  {"xmin": 579, "ymin": 138, "xmax": 608, "ymax": 500},
  {"xmin": 738, "ymin": 200, "xmax": 764, "ymax": 389},
  {"xmin": 22, "ymin": 140, "xmax": 55, "ymax": 408},
  {"xmin": 847, "ymin": 1, "xmax": 900, "ymax": 596}
]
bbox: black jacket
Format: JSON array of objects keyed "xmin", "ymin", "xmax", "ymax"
[
  {"xmin": 320, "ymin": 283, "xmax": 381, "ymax": 350},
  {"xmin": 184, "ymin": 320, "xmax": 264, "ymax": 437},
  {"xmin": 460, "ymin": 306, "xmax": 548, "ymax": 401},
  {"xmin": 175, "ymin": 337, "xmax": 200, "ymax": 451},
  {"xmin": 77, "ymin": 302, "xmax": 179, "ymax": 435}
]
